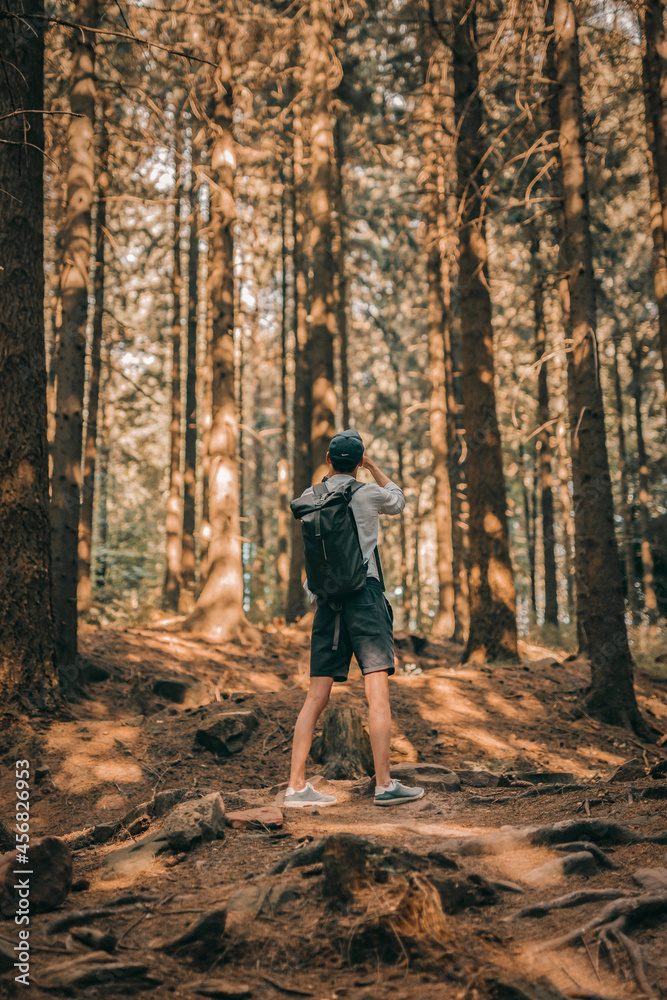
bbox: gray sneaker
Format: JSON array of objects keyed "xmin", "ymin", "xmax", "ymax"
[
  {"xmin": 283, "ymin": 782, "xmax": 337, "ymax": 808},
  {"xmin": 374, "ymin": 779, "xmax": 425, "ymax": 807}
]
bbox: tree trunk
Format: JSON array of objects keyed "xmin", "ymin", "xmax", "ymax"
[
  {"xmin": 200, "ymin": 241, "xmax": 213, "ymax": 584},
  {"xmin": 411, "ymin": 483, "xmax": 424, "ymax": 631},
  {"xmin": 77, "ymin": 118, "xmax": 108, "ymax": 611},
  {"xmin": 642, "ymin": 0, "xmax": 667, "ymax": 418},
  {"xmin": 238, "ymin": 310, "xmax": 245, "ymax": 548},
  {"xmin": 308, "ymin": 0, "xmax": 337, "ymax": 482},
  {"xmin": 0, "ymin": 1, "xmax": 59, "ymax": 709},
  {"xmin": 532, "ymin": 234, "xmax": 559, "ymax": 626},
  {"xmin": 333, "ymin": 116, "xmax": 350, "ymax": 429},
  {"xmin": 548, "ymin": 0, "xmax": 647, "ymax": 734},
  {"xmin": 435, "ymin": 125, "xmax": 469, "ymax": 641},
  {"xmin": 95, "ymin": 348, "xmax": 110, "ymax": 589},
  {"xmin": 424, "ymin": 65, "xmax": 456, "ymax": 639},
  {"xmin": 252, "ymin": 344, "xmax": 265, "ymax": 617},
  {"xmin": 51, "ymin": 0, "xmax": 97, "ymax": 694},
  {"xmin": 629, "ymin": 336, "xmax": 659, "ymax": 626},
  {"xmin": 549, "ymin": 58, "xmax": 590, "ymax": 654},
  {"xmin": 611, "ymin": 335, "xmax": 640, "ymax": 622},
  {"xmin": 520, "ymin": 441, "xmax": 537, "ymax": 623},
  {"xmin": 555, "ymin": 386, "xmax": 575, "ymax": 621},
  {"xmin": 287, "ymin": 108, "xmax": 311, "ymax": 622},
  {"xmin": 311, "ymin": 704, "xmax": 374, "ymax": 779},
  {"xmin": 397, "ymin": 439, "xmax": 410, "ymax": 623},
  {"xmin": 180, "ymin": 165, "xmax": 199, "ymax": 612},
  {"xmin": 163, "ymin": 134, "xmax": 184, "ymax": 612},
  {"xmin": 182, "ymin": 29, "xmax": 245, "ymax": 641},
  {"xmin": 453, "ymin": 6, "xmax": 518, "ymax": 663},
  {"xmin": 276, "ymin": 159, "xmax": 290, "ymax": 609}
]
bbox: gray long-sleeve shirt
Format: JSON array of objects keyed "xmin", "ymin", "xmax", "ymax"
[{"xmin": 301, "ymin": 473, "xmax": 406, "ymax": 602}]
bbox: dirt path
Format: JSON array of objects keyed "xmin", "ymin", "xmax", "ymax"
[{"xmin": 1, "ymin": 624, "xmax": 666, "ymax": 999}]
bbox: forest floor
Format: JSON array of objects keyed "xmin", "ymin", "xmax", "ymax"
[{"xmin": 1, "ymin": 619, "xmax": 667, "ymax": 1000}]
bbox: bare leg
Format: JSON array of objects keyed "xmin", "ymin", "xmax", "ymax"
[
  {"xmin": 288, "ymin": 676, "xmax": 334, "ymax": 790},
  {"xmin": 364, "ymin": 669, "xmax": 391, "ymax": 787}
]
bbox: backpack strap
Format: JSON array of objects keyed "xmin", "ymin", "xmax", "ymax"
[
  {"xmin": 374, "ymin": 544, "xmax": 385, "ymax": 592},
  {"xmin": 349, "ymin": 481, "xmax": 385, "ymax": 592},
  {"xmin": 311, "ymin": 482, "xmax": 328, "ymax": 542}
]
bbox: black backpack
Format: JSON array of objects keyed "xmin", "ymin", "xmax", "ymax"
[{"xmin": 290, "ymin": 479, "xmax": 384, "ymax": 604}]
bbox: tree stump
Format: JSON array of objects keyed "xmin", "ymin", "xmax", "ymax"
[{"xmin": 310, "ymin": 703, "xmax": 374, "ymax": 779}]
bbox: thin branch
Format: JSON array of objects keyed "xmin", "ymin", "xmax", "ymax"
[{"xmin": 0, "ymin": 11, "xmax": 216, "ymax": 66}]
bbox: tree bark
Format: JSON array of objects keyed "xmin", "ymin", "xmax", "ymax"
[
  {"xmin": 453, "ymin": 5, "xmax": 518, "ymax": 663},
  {"xmin": 554, "ymin": 381, "xmax": 575, "ymax": 621},
  {"xmin": 51, "ymin": 0, "xmax": 97, "ymax": 694},
  {"xmin": 200, "ymin": 233, "xmax": 213, "ymax": 584},
  {"xmin": 611, "ymin": 335, "xmax": 640, "ymax": 622},
  {"xmin": 642, "ymin": 0, "xmax": 667, "ymax": 418},
  {"xmin": 532, "ymin": 233, "xmax": 559, "ymax": 626},
  {"xmin": 95, "ymin": 354, "xmax": 111, "ymax": 589},
  {"xmin": 163, "ymin": 134, "xmax": 184, "ymax": 612},
  {"xmin": 411, "ymin": 482, "xmax": 425, "ymax": 631},
  {"xmin": 548, "ymin": 0, "xmax": 647, "ymax": 734},
  {"xmin": 424, "ymin": 58, "xmax": 456, "ymax": 639},
  {"xmin": 77, "ymin": 118, "xmax": 108, "ymax": 611},
  {"xmin": 181, "ymin": 27, "xmax": 245, "ymax": 641},
  {"xmin": 287, "ymin": 107, "xmax": 311, "ymax": 622},
  {"xmin": 308, "ymin": 0, "xmax": 337, "ymax": 482},
  {"xmin": 520, "ymin": 441, "xmax": 537, "ymax": 623},
  {"xmin": 397, "ymin": 440, "xmax": 410, "ymax": 623},
  {"xmin": 435, "ymin": 108, "xmax": 469, "ymax": 642},
  {"xmin": 252, "ymin": 359, "xmax": 265, "ymax": 617},
  {"xmin": 180, "ymin": 164, "xmax": 199, "ymax": 612},
  {"xmin": 629, "ymin": 335, "xmax": 659, "ymax": 626},
  {"xmin": 276, "ymin": 159, "xmax": 290, "ymax": 610},
  {"xmin": 548, "ymin": 47, "xmax": 590, "ymax": 655},
  {"xmin": 0, "ymin": 1, "xmax": 59, "ymax": 709},
  {"xmin": 333, "ymin": 116, "xmax": 350, "ymax": 429}
]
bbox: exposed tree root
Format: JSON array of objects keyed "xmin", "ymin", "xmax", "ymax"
[
  {"xmin": 272, "ymin": 834, "xmax": 459, "ymax": 878},
  {"xmin": 534, "ymin": 892, "xmax": 667, "ymax": 998},
  {"xmin": 553, "ymin": 842, "xmax": 621, "ymax": 870},
  {"xmin": 508, "ymin": 889, "xmax": 633, "ymax": 920},
  {"xmin": 440, "ymin": 819, "xmax": 666, "ymax": 858},
  {"xmin": 599, "ymin": 922, "xmax": 656, "ymax": 1000},
  {"xmin": 582, "ymin": 689, "xmax": 660, "ymax": 743},
  {"xmin": 527, "ymin": 819, "xmax": 664, "ymax": 847}
]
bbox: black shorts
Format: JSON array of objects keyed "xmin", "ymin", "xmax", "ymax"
[{"xmin": 310, "ymin": 577, "xmax": 395, "ymax": 682}]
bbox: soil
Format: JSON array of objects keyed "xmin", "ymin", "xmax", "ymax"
[{"xmin": 1, "ymin": 621, "xmax": 666, "ymax": 1000}]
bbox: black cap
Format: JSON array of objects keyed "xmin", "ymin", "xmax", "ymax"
[{"xmin": 328, "ymin": 429, "xmax": 364, "ymax": 471}]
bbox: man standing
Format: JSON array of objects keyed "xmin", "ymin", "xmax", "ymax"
[{"xmin": 285, "ymin": 429, "xmax": 424, "ymax": 808}]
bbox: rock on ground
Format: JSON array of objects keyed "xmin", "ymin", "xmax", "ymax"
[
  {"xmin": 153, "ymin": 675, "xmax": 210, "ymax": 707},
  {"xmin": 633, "ymin": 867, "xmax": 667, "ymax": 892},
  {"xmin": 195, "ymin": 712, "xmax": 259, "ymax": 757},
  {"xmin": 390, "ymin": 763, "xmax": 462, "ymax": 792},
  {"xmin": 0, "ymin": 836, "xmax": 72, "ymax": 917},
  {"xmin": 456, "ymin": 769, "xmax": 510, "ymax": 788},
  {"xmin": 225, "ymin": 806, "xmax": 283, "ymax": 830},
  {"xmin": 162, "ymin": 792, "xmax": 226, "ymax": 850},
  {"xmin": 523, "ymin": 851, "xmax": 599, "ymax": 884}
]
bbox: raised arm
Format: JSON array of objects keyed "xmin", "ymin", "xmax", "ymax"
[
  {"xmin": 361, "ymin": 455, "xmax": 405, "ymax": 514},
  {"xmin": 361, "ymin": 455, "xmax": 392, "ymax": 488}
]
